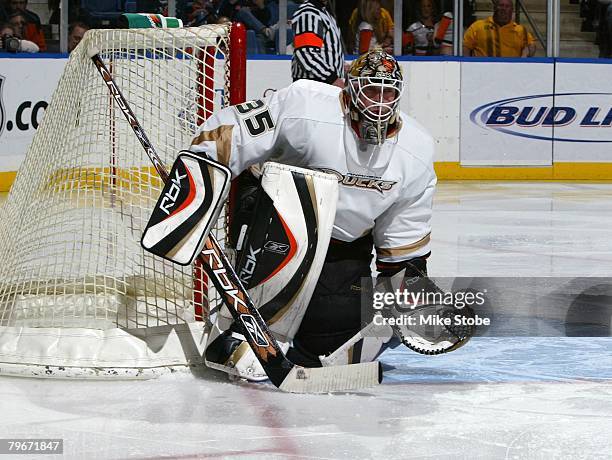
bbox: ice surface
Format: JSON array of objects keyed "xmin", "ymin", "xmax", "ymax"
[{"xmin": 0, "ymin": 182, "xmax": 611, "ymax": 459}]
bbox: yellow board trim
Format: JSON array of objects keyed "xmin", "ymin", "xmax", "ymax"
[
  {"xmin": 2, "ymin": 162, "xmax": 612, "ymax": 192},
  {"xmin": 0, "ymin": 172, "xmax": 16, "ymax": 192},
  {"xmin": 0, "ymin": 166, "xmax": 164, "ymax": 193},
  {"xmin": 434, "ymin": 162, "xmax": 612, "ymax": 181}
]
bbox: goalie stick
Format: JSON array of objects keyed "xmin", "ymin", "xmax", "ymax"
[{"xmin": 89, "ymin": 49, "xmax": 382, "ymax": 393}]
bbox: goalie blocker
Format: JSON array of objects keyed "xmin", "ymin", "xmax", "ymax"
[{"xmin": 141, "ymin": 152, "xmax": 231, "ymax": 265}]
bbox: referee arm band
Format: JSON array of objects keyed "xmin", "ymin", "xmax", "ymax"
[{"xmin": 294, "ymin": 32, "xmax": 324, "ymax": 49}]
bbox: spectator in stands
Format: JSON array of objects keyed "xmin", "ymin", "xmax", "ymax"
[
  {"xmin": 291, "ymin": 0, "xmax": 344, "ymax": 86},
  {"xmin": 8, "ymin": 12, "xmax": 24, "ymax": 33},
  {"xmin": 0, "ymin": 22, "xmax": 39, "ymax": 52},
  {"xmin": 348, "ymin": 0, "xmax": 394, "ymax": 55},
  {"xmin": 138, "ymin": 0, "xmax": 163, "ymax": 13},
  {"xmin": 187, "ymin": 0, "xmax": 217, "ymax": 26},
  {"xmin": 218, "ymin": 0, "xmax": 276, "ymax": 48},
  {"xmin": 5, "ymin": 0, "xmax": 46, "ymax": 51},
  {"xmin": 597, "ymin": 0, "xmax": 612, "ymax": 57},
  {"xmin": 581, "ymin": 0, "xmax": 600, "ymax": 32},
  {"xmin": 463, "ymin": 0, "xmax": 535, "ymax": 57},
  {"xmin": 404, "ymin": 0, "xmax": 453, "ymax": 56},
  {"xmin": 48, "ymin": 0, "xmax": 91, "ymax": 27},
  {"xmin": 68, "ymin": 21, "xmax": 89, "ymax": 53}
]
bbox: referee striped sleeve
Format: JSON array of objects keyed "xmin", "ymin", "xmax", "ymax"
[{"xmin": 291, "ymin": 3, "xmax": 344, "ymax": 84}]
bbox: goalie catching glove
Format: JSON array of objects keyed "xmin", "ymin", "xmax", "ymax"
[{"xmin": 375, "ymin": 261, "xmax": 475, "ymax": 355}]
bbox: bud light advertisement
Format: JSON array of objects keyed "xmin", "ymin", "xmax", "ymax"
[{"xmin": 461, "ymin": 61, "xmax": 612, "ymax": 166}]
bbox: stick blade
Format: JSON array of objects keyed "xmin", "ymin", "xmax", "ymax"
[{"xmin": 278, "ymin": 361, "xmax": 382, "ymax": 393}]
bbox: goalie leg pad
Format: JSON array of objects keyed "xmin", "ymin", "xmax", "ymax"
[{"xmin": 221, "ymin": 162, "xmax": 338, "ymax": 342}]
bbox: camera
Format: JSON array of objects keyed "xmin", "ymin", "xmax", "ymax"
[{"xmin": 1, "ymin": 34, "xmax": 21, "ymax": 53}]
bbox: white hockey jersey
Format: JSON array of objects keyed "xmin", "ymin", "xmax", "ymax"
[{"xmin": 190, "ymin": 80, "xmax": 436, "ymax": 263}]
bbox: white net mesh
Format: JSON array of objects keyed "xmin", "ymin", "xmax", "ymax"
[{"xmin": 0, "ymin": 25, "xmax": 239, "ymax": 376}]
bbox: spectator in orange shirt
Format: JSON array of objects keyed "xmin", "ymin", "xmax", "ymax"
[
  {"xmin": 348, "ymin": 0, "xmax": 394, "ymax": 55},
  {"xmin": 6, "ymin": 0, "xmax": 46, "ymax": 52},
  {"xmin": 404, "ymin": 0, "xmax": 453, "ymax": 56}
]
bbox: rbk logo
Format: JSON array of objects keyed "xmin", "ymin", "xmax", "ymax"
[
  {"xmin": 240, "ymin": 314, "xmax": 269, "ymax": 347},
  {"xmin": 239, "ymin": 245, "xmax": 261, "ymax": 282},
  {"xmin": 160, "ymin": 167, "xmax": 188, "ymax": 215},
  {"xmin": 201, "ymin": 245, "xmax": 277, "ymax": 361}
]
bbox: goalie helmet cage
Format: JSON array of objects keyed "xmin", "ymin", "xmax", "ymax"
[{"xmin": 0, "ymin": 23, "xmax": 246, "ymax": 379}]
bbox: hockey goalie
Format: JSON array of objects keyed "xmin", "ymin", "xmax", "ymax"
[{"xmin": 152, "ymin": 49, "xmax": 474, "ymax": 381}]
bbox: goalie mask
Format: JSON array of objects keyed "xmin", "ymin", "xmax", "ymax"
[{"xmin": 346, "ymin": 49, "xmax": 404, "ymax": 145}]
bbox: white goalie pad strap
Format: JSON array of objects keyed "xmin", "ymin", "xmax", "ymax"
[
  {"xmin": 220, "ymin": 162, "xmax": 338, "ymax": 342},
  {"xmin": 141, "ymin": 151, "xmax": 231, "ymax": 266}
]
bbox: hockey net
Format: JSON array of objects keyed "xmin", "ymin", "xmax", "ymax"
[{"xmin": 0, "ymin": 24, "xmax": 246, "ymax": 378}]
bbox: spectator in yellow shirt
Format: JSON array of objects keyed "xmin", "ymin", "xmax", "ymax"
[{"xmin": 463, "ymin": 0, "xmax": 536, "ymax": 57}]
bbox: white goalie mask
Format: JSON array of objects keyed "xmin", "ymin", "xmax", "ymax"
[{"xmin": 346, "ymin": 49, "xmax": 404, "ymax": 145}]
